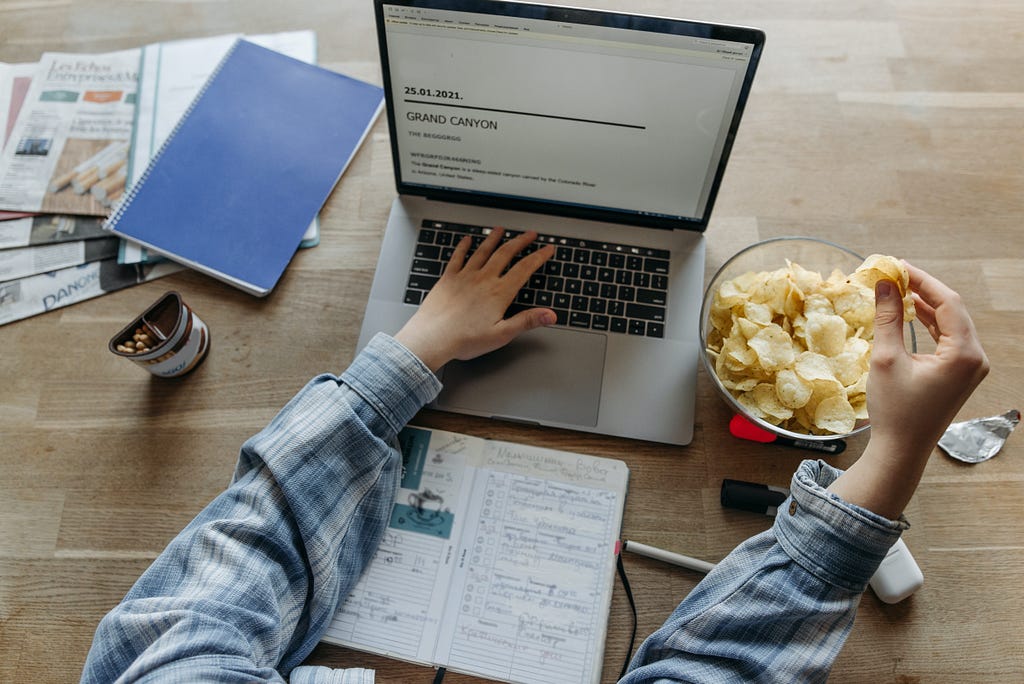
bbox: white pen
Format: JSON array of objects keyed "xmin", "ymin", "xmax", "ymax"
[{"xmin": 622, "ymin": 540, "xmax": 717, "ymax": 574}]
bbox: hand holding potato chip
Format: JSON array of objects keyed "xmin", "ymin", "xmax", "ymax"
[
  {"xmin": 827, "ymin": 263, "xmax": 989, "ymax": 518},
  {"xmin": 706, "ymin": 254, "xmax": 915, "ymax": 435}
]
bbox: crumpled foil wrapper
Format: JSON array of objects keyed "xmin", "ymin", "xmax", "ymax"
[{"xmin": 938, "ymin": 409, "xmax": 1020, "ymax": 463}]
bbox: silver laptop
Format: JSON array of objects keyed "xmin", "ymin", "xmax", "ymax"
[{"xmin": 358, "ymin": 0, "xmax": 764, "ymax": 445}]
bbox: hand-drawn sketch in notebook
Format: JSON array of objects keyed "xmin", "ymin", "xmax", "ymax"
[{"xmin": 322, "ymin": 426, "xmax": 630, "ymax": 684}]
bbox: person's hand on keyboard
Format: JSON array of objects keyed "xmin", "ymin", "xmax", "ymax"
[{"xmin": 395, "ymin": 227, "xmax": 556, "ymax": 372}]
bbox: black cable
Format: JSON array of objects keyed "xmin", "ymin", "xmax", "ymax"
[
  {"xmin": 432, "ymin": 666, "xmax": 446, "ymax": 683},
  {"xmin": 616, "ymin": 551, "xmax": 639, "ymax": 681}
]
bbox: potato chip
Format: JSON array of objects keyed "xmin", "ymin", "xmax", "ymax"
[
  {"xmin": 785, "ymin": 259, "xmax": 824, "ymax": 295},
  {"xmin": 734, "ymin": 315, "xmax": 762, "ymax": 340},
  {"xmin": 720, "ymin": 332, "xmax": 758, "ymax": 371},
  {"xmin": 722, "ymin": 375, "xmax": 760, "ymax": 393},
  {"xmin": 850, "ymin": 254, "xmax": 909, "ymax": 295},
  {"xmin": 775, "ymin": 369, "xmax": 812, "ymax": 409},
  {"xmin": 738, "ymin": 384, "xmax": 791, "ymax": 423},
  {"xmin": 750, "ymin": 281, "xmax": 787, "ymax": 314},
  {"xmin": 803, "ymin": 293, "xmax": 835, "ymax": 317},
  {"xmin": 831, "ymin": 352, "xmax": 865, "ymax": 387},
  {"xmin": 747, "ymin": 324, "xmax": 796, "ymax": 371},
  {"xmin": 744, "ymin": 383, "xmax": 794, "ymax": 422},
  {"xmin": 803, "ymin": 313, "xmax": 847, "ymax": 357},
  {"xmin": 792, "ymin": 406, "xmax": 814, "ymax": 432},
  {"xmin": 813, "ymin": 394, "xmax": 857, "ymax": 434},
  {"xmin": 794, "ymin": 351, "xmax": 836, "ymax": 384},
  {"xmin": 742, "ymin": 301, "xmax": 774, "ymax": 327},
  {"xmin": 850, "ymin": 396, "xmax": 869, "ymax": 420},
  {"xmin": 847, "ymin": 254, "xmax": 916, "ymax": 322},
  {"xmin": 832, "ymin": 287, "xmax": 875, "ymax": 333},
  {"xmin": 705, "ymin": 251, "xmax": 915, "ymax": 435},
  {"xmin": 845, "ymin": 371, "xmax": 868, "ymax": 397}
]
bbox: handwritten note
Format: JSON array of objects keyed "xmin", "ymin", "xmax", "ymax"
[
  {"xmin": 484, "ymin": 443, "xmax": 619, "ymax": 487},
  {"xmin": 437, "ymin": 470, "xmax": 619, "ymax": 683},
  {"xmin": 323, "ymin": 528, "xmax": 447, "ymax": 660}
]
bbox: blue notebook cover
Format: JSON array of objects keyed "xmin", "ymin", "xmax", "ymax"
[{"xmin": 105, "ymin": 39, "xmax": 384, "ymax": 295}]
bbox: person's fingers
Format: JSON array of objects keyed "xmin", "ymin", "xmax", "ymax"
[
  {"xmin": 905, "ymin": 262, "xmax": 957, "ymax": 309},
  {"xmin": 443, "ymin": 236, "xmax": 472, "ymax": 276},
  {"xmin": 466, "ymin": 227, "xmax": 505, "ymax": 269},
  {"xmin": 906, "ymin": 261, "xmax": 976, "ymax": 341},
  {"xmin": 909, "ymin": 292, "xmax": 940, "ymax": 344},
  {"xmin": 505, "ymin": 242, "xmax": 555, "ymax": 286},
  {"xmin": 871, "ymin": 279, "xmax": 908, "ymax": 368},
  {"xmin": 482, "ymin": 230, "xmax": 539, "ymax": 275}
]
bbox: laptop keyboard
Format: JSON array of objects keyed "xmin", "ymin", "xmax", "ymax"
[{"xmin": 404, "ymin": 220, "xmax": 670, "ymax": 338}]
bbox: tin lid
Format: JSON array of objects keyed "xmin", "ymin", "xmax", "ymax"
[{"xmin": 108, "ymin": 291, "xmax": 185, "ymax": 357}]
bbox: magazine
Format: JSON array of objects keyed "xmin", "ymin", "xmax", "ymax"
[
  {"xmin": 0, "ymin": 48, "xmax": 139, "ymax": 215},
  {"xmin": 0, "ymin": 61, "xmax": 40, "ymax": 221}
]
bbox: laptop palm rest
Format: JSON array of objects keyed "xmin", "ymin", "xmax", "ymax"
[{"xmin": 436, "ymin": 326, "xmax": 606, "ymax": 427}]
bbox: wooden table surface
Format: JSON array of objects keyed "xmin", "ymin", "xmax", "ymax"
[{"xmin": 1, "ymin": 1, "xmax": 1021, "ymax": 682}]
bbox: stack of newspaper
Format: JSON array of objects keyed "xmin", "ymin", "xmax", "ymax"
[{"xmin": 0, "ymin": 31, "xmax": 319, "ymax": 326}]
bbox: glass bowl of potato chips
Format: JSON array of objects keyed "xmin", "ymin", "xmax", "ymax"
[{"xmin": 700, "ymin": 237, "xmax": 917, "ymax": 440}]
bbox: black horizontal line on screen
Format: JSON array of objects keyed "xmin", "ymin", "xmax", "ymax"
[{"xmin": 403, "ymin": 99, "xmax": 646, "ymax": 130}]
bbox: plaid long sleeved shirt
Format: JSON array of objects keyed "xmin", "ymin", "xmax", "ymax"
[{"xmin": 81, "ymin": 333, "xmax": 906, "ymax": 683}]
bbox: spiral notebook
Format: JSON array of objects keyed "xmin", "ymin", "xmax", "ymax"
[
  {"xmin": 322, "ymin": 426, "xmax": 629, "ymax": 684},
  {"xmin": 104, "ymin": 39, "xmax": 384, "ymax": 295}
]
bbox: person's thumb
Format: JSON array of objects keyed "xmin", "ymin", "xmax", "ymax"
[
  {"xmin": 498, "ymin": 307, "xmax": 557, "ymax": 342},
  {"xmin": 872, "ymin": 279, "xmax": 907, "ymax": 366}
]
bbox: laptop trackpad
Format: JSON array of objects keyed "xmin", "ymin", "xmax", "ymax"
[{"xmin": 437, "ymin": 327, "xmax": 606, "ymax": 427}]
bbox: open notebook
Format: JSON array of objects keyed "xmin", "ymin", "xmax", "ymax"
[{"xmin": 322, "ymin": 426, "xmax": 629, "ymax": 684}]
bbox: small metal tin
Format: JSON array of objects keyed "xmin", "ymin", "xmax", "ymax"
[{"xmin": 108, "ymin": 291, "xmax": 210, "ymax": 377}]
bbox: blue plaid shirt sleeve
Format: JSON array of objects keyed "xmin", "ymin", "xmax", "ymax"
[
  {"xmin": 80, "ymin": 333, "xmax": 441, "ymax": 683},
  {"xmin": 620, "ymin": 459, "xmax": 908, "ymax": 684},
  {"xmin": 82, "ymin": 330, "xmax": 908, "ymax": 684}
]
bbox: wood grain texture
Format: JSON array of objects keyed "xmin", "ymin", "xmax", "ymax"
[{"xmin": 1, "ymin": 1, "xmax": 1021, "ymax": 681}]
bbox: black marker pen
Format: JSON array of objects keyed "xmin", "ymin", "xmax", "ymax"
[{"xmin": 720, "ymin": 478, "xmax": 789, "ymax": 516}]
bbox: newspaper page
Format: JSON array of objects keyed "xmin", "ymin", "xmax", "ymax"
[
  {"xmin": 0, "ymin": 237, "xmax": 118, "ymax": 282},
  {"xmin": 120, "ymin": 30, "xmax": 319, "ymax": 263},
  {"xmin": 1, "ymin": 61, "xmax": 40, "ymax": 221},
  {"xmin": 0, "ymin": 258, "xmax": 183, "ymax": 326},
  {"xmin": 0, "ymin": 48, "xmax": 139, "ymax": 215},
  {"xmin": 0, "ymin": 214, "xmax": 108, "ymax": 250}
]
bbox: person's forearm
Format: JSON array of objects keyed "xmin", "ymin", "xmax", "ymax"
[
  {"xmin": 621, "ymin": 460, "xmax": 904, "ymax": 683},
  {"xmin": 81, "ymin": 334, "xmax": 441, "ymax": 682},
  {"xmin": 825, "ymin": 437, "xmax": 930, "ymax": 520}
]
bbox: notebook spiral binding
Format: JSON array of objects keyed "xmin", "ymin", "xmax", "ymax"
[{"xmin": 104, "ymin": 39, "xmax": 245, "ymax": 232}]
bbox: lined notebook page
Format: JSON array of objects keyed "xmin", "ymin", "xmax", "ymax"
[
  {"xmin": 326, "ymin": 528, "xmax": 451, "ymax": 662},
  {"xmin": 437, "ymin": 468, "xmax": 622, "ymax": 684},
  {"xmin": 324, "ymin": 430, "xmax": 473, "ymax": 663}
]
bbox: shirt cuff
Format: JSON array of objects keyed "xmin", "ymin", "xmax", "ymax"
[
  {"xmin": 340, "ymin": 332, "xmax": 442, "ymax": 436},
  {"xmin": 290, "ymin": 666, "xmax": 375, "ymax": 684},
  {"xmin": 774, "ymin": 459, "xmax": 909, "ymax": 592}
]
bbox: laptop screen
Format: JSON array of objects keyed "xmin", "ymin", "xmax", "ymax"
[{"xmin": 376, "ymin": 0, "xmax": 764, "ymax": 231}]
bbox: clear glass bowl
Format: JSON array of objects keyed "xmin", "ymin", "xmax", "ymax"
[{"xmin": 699, "ymin": 236, "xmax": 917, "ymax": 441}]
